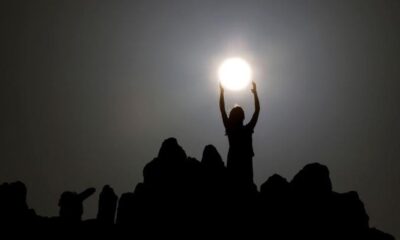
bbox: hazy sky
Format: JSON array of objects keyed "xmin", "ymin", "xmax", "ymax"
[{"xmin": 1, "ymin": 0, "xmax": 399, "ymax": 237}]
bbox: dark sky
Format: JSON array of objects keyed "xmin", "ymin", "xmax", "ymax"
[{"xmin": 1, "ymin": 0, "xmax": 399, "ymax": 236}]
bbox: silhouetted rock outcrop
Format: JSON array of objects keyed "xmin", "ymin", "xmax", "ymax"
[
  {"xmin": 0, "ymin": 181, "xmax": 38, "ymax": 225},
  {"xmin": 116, "ymin": 191, "xmax": 136, "ymax": 225},
  {"xmin": 291, "ymin": 162, "xmax": 332, "ymax": 196},
  {"xmin": 0, "ymin": 139, "xmax": 395, "ymax": 239},
  {"xmin": 57, "ymin": 187, "xmax": 96, "ymax": 224},
  {"xmin": 97, "ymin": 185, "xmax": 118, "ymax": 225}
]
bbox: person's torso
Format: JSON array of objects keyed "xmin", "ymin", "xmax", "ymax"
[{"xmin": 226, "ymin": 125, "xmax": 254, "ymax": 157}]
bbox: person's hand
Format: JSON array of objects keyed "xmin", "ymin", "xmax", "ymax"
[
  {"xmin": 251, "ymin": 81, "xmax": 257, "ymax": 94},
  {"xmin": 220, "ymin": 82, "xmax": 224, "ymax": 93}
]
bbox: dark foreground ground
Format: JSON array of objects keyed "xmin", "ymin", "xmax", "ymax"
[{"xmin": 0, "ymin": 138, "xmax": 395, "ymax": 239}]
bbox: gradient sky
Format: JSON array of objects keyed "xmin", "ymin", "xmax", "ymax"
[{"xmin": 1, "ymin": 0, "xmax": 399, "ymax": 237}]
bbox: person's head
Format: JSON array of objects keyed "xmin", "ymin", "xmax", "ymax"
[{"xmin": 228, "ymin": 106, "xmax": 245, "ymax": 126}]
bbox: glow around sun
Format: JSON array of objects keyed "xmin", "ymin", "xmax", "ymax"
[{"xmin": 218, "ymin": 57, "xmax": 252, "ymax": 91}]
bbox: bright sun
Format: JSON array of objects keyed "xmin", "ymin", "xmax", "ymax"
[{"xmin": 218, "ymin": 57, "xmax": 252, "ymax": 91}]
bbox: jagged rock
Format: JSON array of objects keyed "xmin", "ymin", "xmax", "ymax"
[
  {"xmin": 97, "ymin": 185, "xmax": 118, "ymax": 224},
  {"xmin": 260, "ymin": 174, "xmax": 289, "ymax": 196},
  {"xmin": 0, "ymin": 140, "xmax": 394, "ymax": 239},
  {"xmin": 291, "ymin": 162, "xmax": 332, "ymax": 196},
  {"xmin": 58, "ymin": 187, "xmax": 95, "ymax": 223}
]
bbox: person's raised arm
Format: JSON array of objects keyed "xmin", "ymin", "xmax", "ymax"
[
  {"xmin": 219, "ymin": 83, "xmax": 228, "ymax": 128},
  {"xmin": 248, "ymin": 82, "xmax": 260, "ymax": 130}
]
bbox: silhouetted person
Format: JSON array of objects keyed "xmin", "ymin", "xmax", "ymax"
[
  {"xmin": 58, "ymin": 187, "xmax": 95, "ymax": 223},
  {"xmin": 97, "ymin": 185, "xmax": 118, "ymax": 225},
  {"xmin": 219, "ymin": 82, "xmax": 260, "ymax": 189}
]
